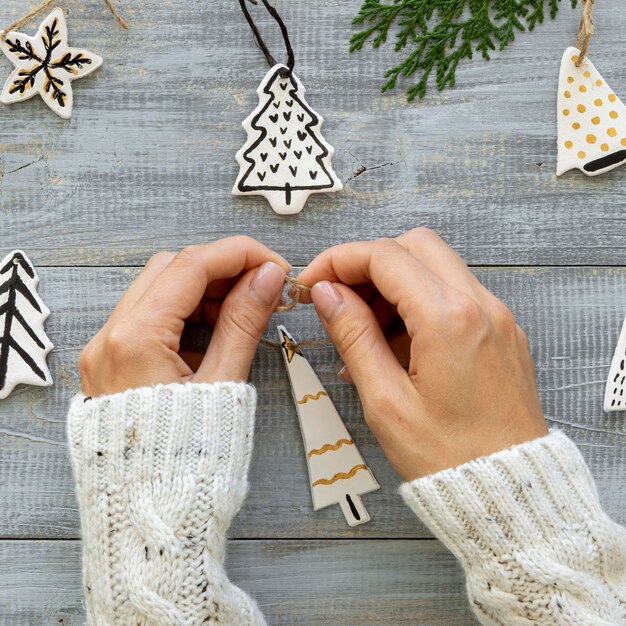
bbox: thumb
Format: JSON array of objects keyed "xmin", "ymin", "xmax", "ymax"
[
  {"xmin": 311, "ymin": 281, "xmax": 408, "ymax": 400},
  {"xmin": 196, "ymin": 261, "xmax": 287, "ymax": 383}
]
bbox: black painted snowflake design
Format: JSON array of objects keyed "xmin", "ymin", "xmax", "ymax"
[{"xmin": 0, "ymin": 8, "xmax": 102, "ymax": 118}]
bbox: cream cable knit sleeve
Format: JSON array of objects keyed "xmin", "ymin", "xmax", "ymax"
[
  {"xmin": 67, "ymin": 382, "xmax": 266, "ymax": 626},
  {"xmin": 400, "ymin": 431, "xmax": 626, "ymax": 625}
]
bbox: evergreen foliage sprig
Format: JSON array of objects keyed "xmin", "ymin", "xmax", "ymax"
[{"xmin": 350, "ymin": 0, "xmax": 578, "ymax": 101}]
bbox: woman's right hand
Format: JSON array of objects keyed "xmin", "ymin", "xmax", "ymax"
[{"xmin": 298, "ymin": 229, "xmax": 548, "ymax": 481}]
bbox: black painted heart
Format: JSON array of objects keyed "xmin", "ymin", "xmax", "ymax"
[
  {"xmin": 280, "ymin": 127, "xmax": 288, "ymax": 135},
  {"xmin": 279, "ymin": 152, "xmax": 287, "ymax": 160},
  {"xmin": 260, "ymin": 153, "xmax": 268, "ymax": 162},
  {"xmin": 284, "ymin": 139, "xmax": 292, "ymax": 149},
  {"xmin": 270, "ymin": 163, "xmax": 279, "ymax": 173},
  {"xmin": 297, "ymin": 131, "xmax": 307, "ymax": 141},
  {"xmin": 309, "ymin": 170, "xmax": 318, "ymax": 180},
  {"xmin": 269, "ymin": 114, "xmax": 278, "ymax": 123},
  {"xmin": 257, "ymin": 171, "xmax": 266, "ymax": 181},
  {"xmin": 273, "ymin": 102, "xmax": 280, "ymax": 109},
  {"xmin": 297, "ymin": 113, "xmax": 305, "ymax": 122},
  {"xmin": 286, "ymin": 100, "xmax": 294, "ymax": 108},
  {"xmin": 269, "ymin": 137, "xmax": 277, "ymax": 147},
  {"xmin": 306, "ymin": 145, "xmax": 313, "ymax": 154},
  {"xmin": 289, "ymin": 165, "xmax": 298, "ymax": 176},
  {"xmin": 294, "ymin": 150, "xmax": 302, "ymax": 160},
  {"xmin": 283, "ymin": 111, "xmax": 291, "ymax": 121},
  {"xmin": 280, "ymin": 82, "xmax": 288, "ymax": 90}
]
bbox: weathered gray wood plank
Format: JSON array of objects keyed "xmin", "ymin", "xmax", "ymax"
[
  {"xmin": 0, "ymin": 266, "xmax": 625, "ymax": 539},
  {"xmin": 1, "ymin": 2, "xmax": 626, "ymax": 266},
  {"xmin": 0, "ymin": 539, "xmax": 475, "ymax": 626}
]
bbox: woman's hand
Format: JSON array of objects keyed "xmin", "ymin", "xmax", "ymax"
[
  {"xmin": 79, "ymin": 237, "xmax": 289, "ymax": 397},
  {"xmin": 298, "ymin": 229, "xmax": 548, "ymax": 480}
]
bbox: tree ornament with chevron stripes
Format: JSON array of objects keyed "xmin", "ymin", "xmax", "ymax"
[
  {"xmin": 0, "ymin": 250, "xmax": 53, "ymax": 399},
  {"xmin": 232, "ymin": 0, "xmax": 342, "ymax": 215},
  {"xmin": 278, "ymin": 325, "xmax": 379, "ymax": 527}
]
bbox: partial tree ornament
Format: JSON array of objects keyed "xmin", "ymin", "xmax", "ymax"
[
  {"xmin": 556, "ymin": 0, "xmax": 626, "ymax": 177},
  {"xmin": 604, "ymin": 316, "xmax": 626, "ymax": 412},
  {"xmin": 557, "ymin": 47, "xmax": 626, "ymax": 176},
  {"xmin": 0, "ymin": 8, "xmax": 103, "ymax": 119},
  {"xmin": 0, "ymin": 250, "xmax": 53, "ymax": 400}
]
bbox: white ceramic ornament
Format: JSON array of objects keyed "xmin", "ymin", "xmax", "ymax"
[
  {"xmin": 0, "ymin": 250, "xmax": 53, "ymax": 400},
  {"xmin": 604, "ymin": 315, "xmax": 626, "ymax": 412},
  {"xmin": 278, "ymin": 326, "xmax": 379, "ymax": 527},
  {"xmin": 557, "ymin": 47, "xmax": 626, "ymax": 176},
  {"xmin": 0, "ymin": 8, "xmax": 103, "ymax": 119},
  {"xmin": 233, "ymin": 64, "xmax": 343, "ymax": 215}
]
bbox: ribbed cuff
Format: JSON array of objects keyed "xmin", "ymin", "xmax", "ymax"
[
  {"xmin": 68, "ymin": 382, "xmax": 257, "ymax": 512},
  {"xmin": 400, "ymin": 431, "xmax": 607, "ymax": 563}
]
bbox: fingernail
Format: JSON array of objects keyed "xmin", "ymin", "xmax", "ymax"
[
  {"xmin": 250, "ymin": 262, "xmax": 286, "ymax": 306},
  {"xmin": 311, "ymin": 281, "xmax": 344, "ymax": 323},
  {"xmin": 335, "ymin": 363, "xmax": 354, "ymax": 384},
  {"xmin": 341, "ymin": 367, "xmax": 354, "ymax": 384}
]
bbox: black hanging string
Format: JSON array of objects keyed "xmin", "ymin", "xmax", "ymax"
[{"xmin": 238, "ymin": 0, "xmax": 295, "ymax": 77}]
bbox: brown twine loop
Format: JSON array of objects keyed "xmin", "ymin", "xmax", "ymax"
[
  {"xmin": 1, "ymin": 0, "xmax": 128, "ymax": 40},
  {"xmin": 275, "ymin": 275, "xmax": 310, "ymax": 312},
  {"xmin": 575, "ymin": 0, "xmax": 595, "ymax": 67},
  {"xmin": 260, "ymin": 276, "xmax": 332, "ymax": 350}
]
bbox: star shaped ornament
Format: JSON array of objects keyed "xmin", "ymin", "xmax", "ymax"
[{"xmin": 0, "ymin": 8, "xmax": 102, "ymax": 118}]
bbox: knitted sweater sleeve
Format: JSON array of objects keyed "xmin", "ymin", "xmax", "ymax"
[
  {"xmin": 400, "ymin": 431, "xmax": 626, "ymax": 625},
  {"xmin": 67, "ymin": 382, "xmax": 266, "ymax": 626}
]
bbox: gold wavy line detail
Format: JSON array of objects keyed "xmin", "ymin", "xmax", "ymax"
[
  {"xmin": 298, "ymin": 390, "xmax": 328, "ymax": 404},
  {"xmin": 308, "ymin": 439, "xmax": 354, "ymax": 459},
  {"xmin": 312, "ymin": 464, "xmax": 368, "ymax": 487}
]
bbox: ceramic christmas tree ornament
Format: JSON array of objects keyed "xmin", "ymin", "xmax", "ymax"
[
  {"xmin": 0, "ymin": 8, "xmax": 103, "ymax": 119},
  {"xmin": 233, "ymin": 63, "xmax": 342, "ymax": 215},
  {"xmin": 233, "ymin": 0, "xmax": 342, "ymax": 215},
  {"xmin": 604, "ymin": 316, "xmax": 626, "ymax": 412},
  {"xmin": 557, "ymin": 46, "xmax": 626, "ymax": 177},
  {"xmin": 0, "ymin": 250, "xmax": 53, "ymax": 400},
  {"xmin": 278, "ymin": 326, "xmax": 379, "ymax": 527}
]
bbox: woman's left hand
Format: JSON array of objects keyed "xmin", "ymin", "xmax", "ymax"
[{"xmin": 79, "ymin": 237, "xmax": 289, "ymax": 397}]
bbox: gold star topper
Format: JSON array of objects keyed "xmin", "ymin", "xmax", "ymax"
[
  {"xmin": 0, "ymin": 8, "xmax": 103, "ymax": 119},
  {"xmin": 280, "ymin": 331, "xmax": 302, "ymax": 363}
]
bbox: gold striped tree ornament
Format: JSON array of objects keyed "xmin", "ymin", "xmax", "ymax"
[
  {"xmin": 278, "ymin": 325, "xmax": 379, "ymax": 527},
  {"xmin": 556, "ymin": 0, "xmax": 626, "ymax": 176}
]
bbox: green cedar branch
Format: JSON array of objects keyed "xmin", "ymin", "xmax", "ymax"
[{"xmin": 350, "ymin": 0, "xmax": 578, "ymax": 101}]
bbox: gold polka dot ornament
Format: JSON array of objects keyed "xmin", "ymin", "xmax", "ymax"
[{"xmin": 557, "ymin": 2, "xmax": 626, "ymax": 176}]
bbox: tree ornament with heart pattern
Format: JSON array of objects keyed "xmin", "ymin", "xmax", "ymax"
[{"xmin": 232, "ymin": 0, "xmax": 342, "ymax": 215}]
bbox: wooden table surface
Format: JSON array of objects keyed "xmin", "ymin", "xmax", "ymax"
[{"xmin": 1, "ymin": 1, "xmax": 625, "ymax": 624}]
